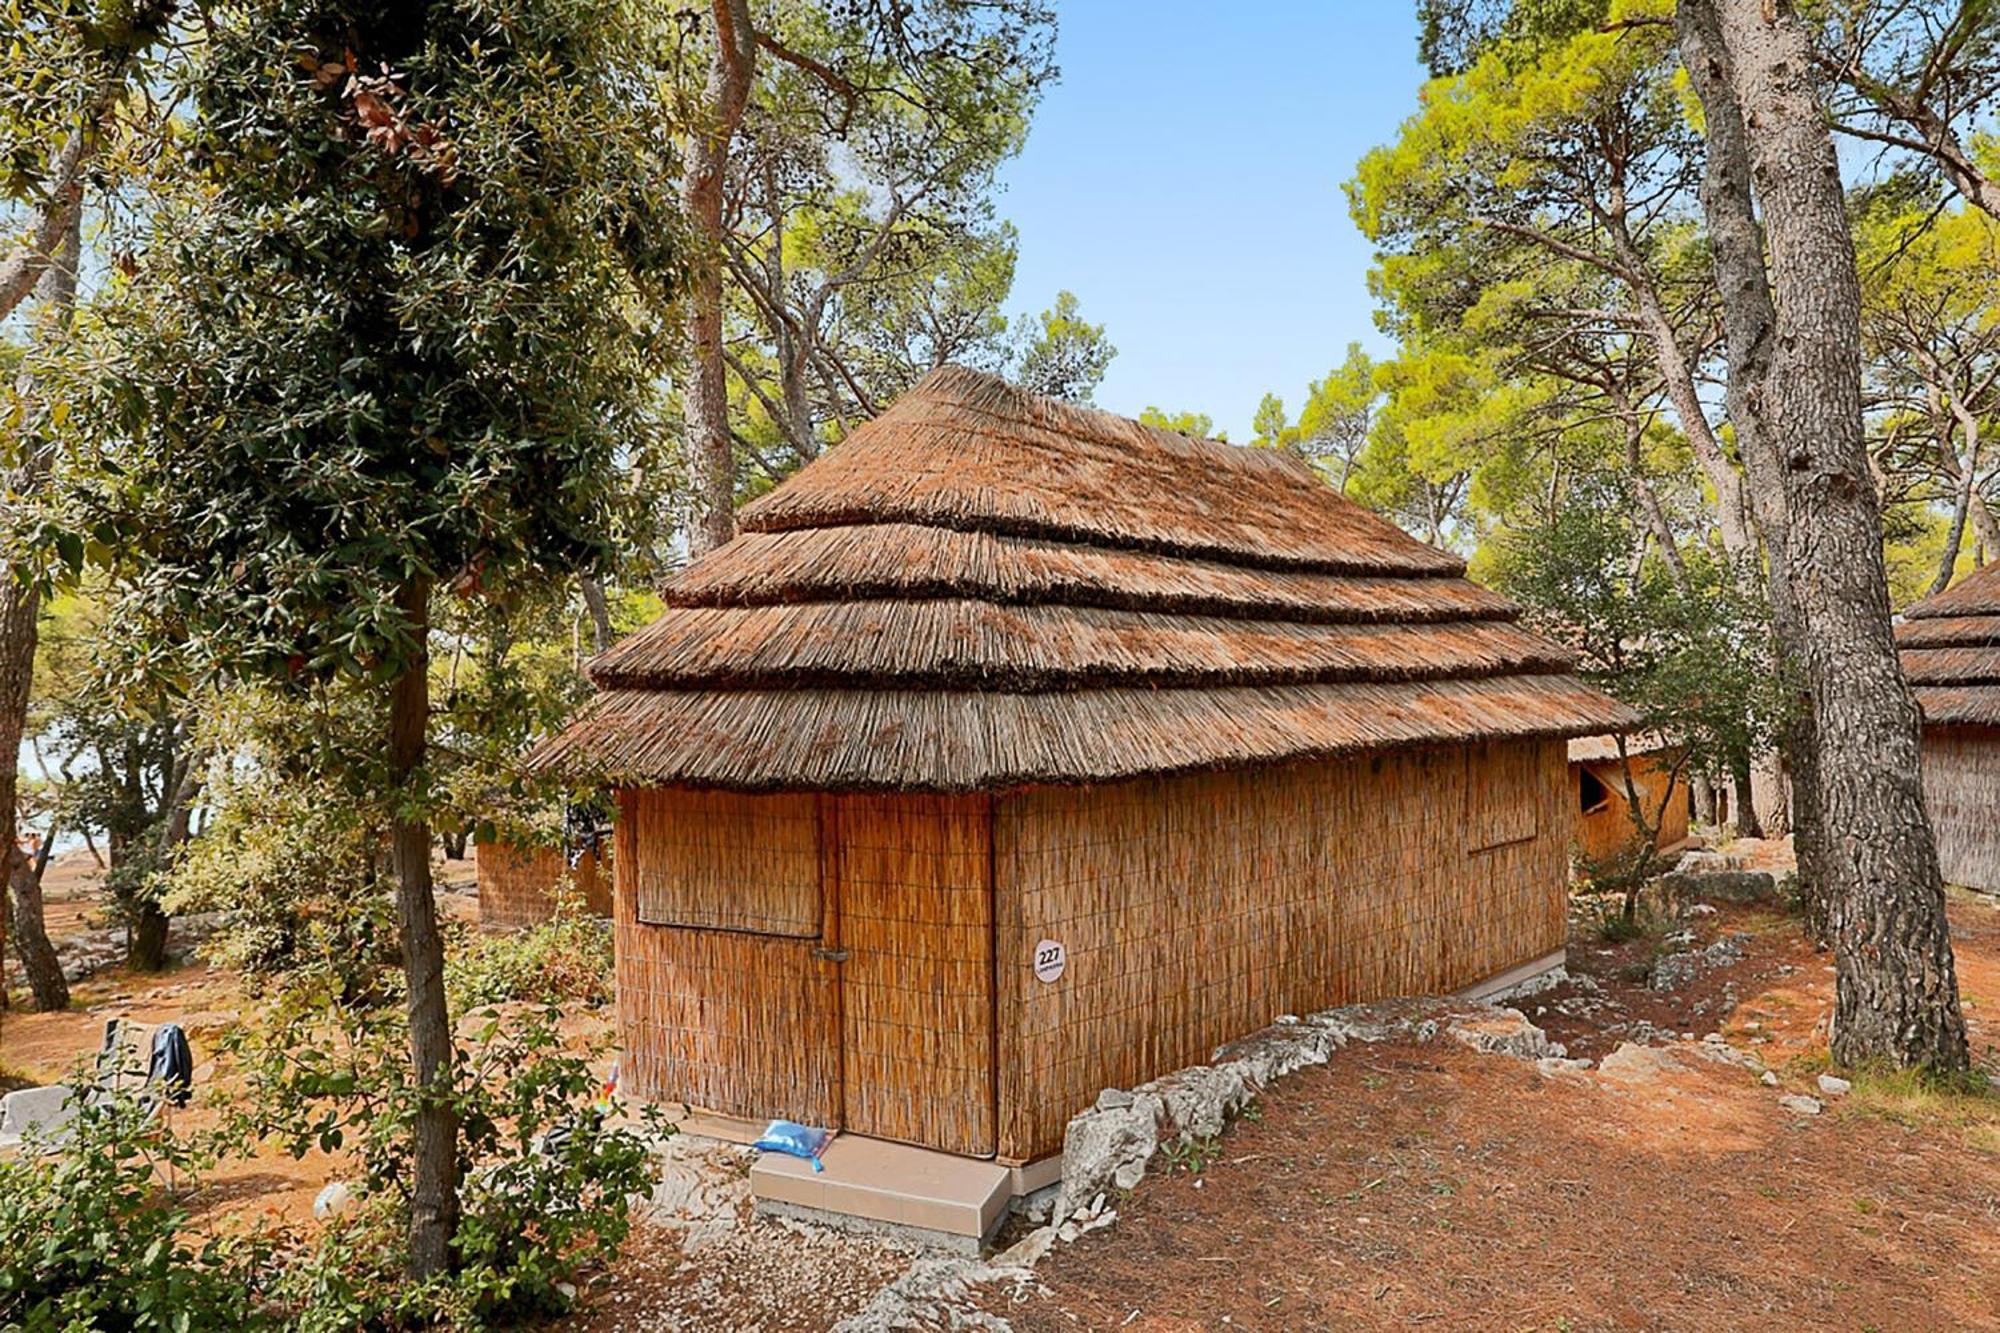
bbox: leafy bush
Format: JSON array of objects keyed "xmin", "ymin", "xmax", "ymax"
[
  {"xmin": 164, "ymin": 765, "xmax": 397, "ymax": 1001},
  {"xmin": 227, "ymin": 999, "xmax": 665, "ymax": 1329},
  {"xmin": 445, "ymin": 897, "xmax": 615, "ymax": 1011},
  {"xmin": 0, "ymin": 1091, "xmax": 276, "ymax": 1332}
]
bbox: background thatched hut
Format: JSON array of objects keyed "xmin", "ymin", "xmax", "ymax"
[
  {"xmin": 474, "ymin": 838, "xmax": 612, "ymax": 929},
  {"xmin": 532, "ymin": 367, "xmax": 1629, "ymax": 1165},
  {"xmin": 1897, "ymin": 566, "xmax": 2000, "ymax": 891},
  {"xmin": 1566, "ymin": 734, "xmax": 1689, "ymax": 864}
]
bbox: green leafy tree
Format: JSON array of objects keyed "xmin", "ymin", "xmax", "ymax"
[
  {"xmin": 1854, "ymin": 183, "xmax": 2000, "ymax": 597},
  {"xmin": 1261, "ymin": 343, "xmax": 1384, "ymax": 493},
  {"xmin": 1251, "ymin": 392, "xmax": 1290, "ymax": 445},
  {"xmin": 1014, "ymin": 289, "xmax": 1118, "ymax": 403},
  {"xmin": 160, "ymin": 683, "xmax": 397, "ymax": 1003},
  {"xmin": 1350, "ymin": 0, "xmax": 1756, "ymax": 566},
  {"xmin": 83, "ymin": 0, "xmax": 676, "ymax": 1277},
  {"xmin": 28, "ymin": 592, "xmax": 202, "ymax": 972},
  {"xmin": 1138, "ymin": 405, "xmax": 1221, "ymax": 440},
  {"xmin": 1679, "ymin": 0, "xmax": 1970, "ymax": 1071},
  {"xmin": 1493, "ymin": 478, "xmax": 1781, "ymax": 914},
  {"xmin": 676, "ymin": 0, "xmax": 1058, "ymax": 548},
  {"xmin": 1820, "ymin": 0, "xmax": 2000, "ymax": 220},
  {"xmin": 720, "ymin": 2, "xmax": 1055, "ymax": 456},
  {"xmin": 3, "ymin": 0, "xmax": 178, "ymax": 1012}
]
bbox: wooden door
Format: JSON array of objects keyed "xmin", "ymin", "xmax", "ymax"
[
  {"xmin": 832, "ymin": 794, "xmax": 995, "ymax": 1156},
  {"xmin": 616, "ymin": 789, "xmax": 841, "ymax": 1127}
]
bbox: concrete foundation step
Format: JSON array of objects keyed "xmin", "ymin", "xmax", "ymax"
[{"xmin": 749, "ymin": 1134, "xmax": 1013, "ymax": 1253}]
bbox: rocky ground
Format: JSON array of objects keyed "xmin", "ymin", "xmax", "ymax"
[
  {"xmin": 965, "ymin": 846, "xmax": 2000, "ymax": 1332},
  {"xmin": 14, "ymin": 840, "xmax": 2000, "ymax": 1331},
  {"xmin": 559, "ymin": 1139, "xmax": 919, "ymax": 1333},
  {"xmin": 558, "ymin": 836, "xmax": 2000, "ymax": 1332}
]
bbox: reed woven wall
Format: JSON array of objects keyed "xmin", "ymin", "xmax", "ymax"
[
  {"xmin": 830, "ymin": 794, "xmax": 994, "ymax": 1155},
  {"xmin": 613, "ymin": 738, "xmax": 1569, "ymax": 1161},
  {"xmin": 1571, "ymin": 755, "xmax": 1690, "ymax": 864},
  {"xmin": 629, "ymin": 788, "xmax": 821, "ymax": 935},
  {"xmin": 475, "ymin": 839, "xmax": 612, "ymax": 929},
  {"xmin": 991, "ymin": 739, "xmax": 1569, "ymax": 1162},
  {"xmin": 612, "ymin": 791, "xmax": 842, "ymax": 1125},
  {"xmin": 1919, "ymin": 725, "xmax": 2000, "ymax": 892},
  {"xmin": 614, "ymin": 788, "xmax": 995, "ymax": 1152}
]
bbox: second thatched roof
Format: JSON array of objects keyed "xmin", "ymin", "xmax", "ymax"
[
  {"xmin": 1898, "ymin": 562, "xmax": 2000, "ymax": 726},
  {"xmin": 533, "ymin": 366, "xmax": 1631, "ymax": 792}
]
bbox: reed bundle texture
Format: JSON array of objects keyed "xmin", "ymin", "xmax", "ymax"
[
  {"xmin": 532, "ymin": 365, "xmax": 1628, "ymax": 792},
  {"xmin": 475, "ymin": 840, "xmax": 611, "ymax": 929},
  {"xmin": 533, "ymin": 367, "xmax": 1634, "ymax": 1160},
  {"xmin": 1897, "ymin": 571, "xmax": 2000, "ymax": 890}
]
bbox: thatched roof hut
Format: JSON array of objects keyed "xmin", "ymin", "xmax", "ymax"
[
  {"xmin": 1897, "ymin": 566, "xmax": 2000, "ymax": 890},
  {"xmin": 1565, "ymin": 734, "xmax": 1689, "ymax": 864},
  {"xmin": 537, "ymin": 367, "xmax": 1622, "ymax": 791},
  {"xmin": 534, "ymin": 366, "xmax": 1628, "ymax": 1175},
  {"xmin": 474, "ymin": 838, "xmax": 612, "ymax": 930}
]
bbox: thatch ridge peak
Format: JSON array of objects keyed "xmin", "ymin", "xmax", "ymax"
[{"xmin": 736, "ymin": 364, "xmax": 1466, "ymax": 578}]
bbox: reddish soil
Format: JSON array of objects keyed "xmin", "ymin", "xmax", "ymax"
[
  {"xmin": 17, "ymin": 842, "xmax": 2000, "ymax": 1331},
  {"xmin": 1, "ymin": 851, "xmax": 491, "ymax": 1226},
  {"xmin": 990, "ymin": 890, "xmax": 2000, "ymax": 1332}
]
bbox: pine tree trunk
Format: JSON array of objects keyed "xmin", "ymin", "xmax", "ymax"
[
  {"xmin": 1675, "ymin": 1, "xmax": 1830, "ymax": 941},
  {"xmin": 1692, "ymin": 775, "xmax": 1718, "ymax": 828},
  {"xmin": 129, "ymin": 902, "xmax": 170, "ymax": 972},
  {"xmin": 391, "ymin": 577, "xmax": 460, "ymax": 1277},
  {"xmin": 0, "ymin": 576, "xmax": 62, "ymax": 1010},
  {"xmin": 1730, "ymin": 754, "xmax": 1763, "ymax": 840},
  {"xmin": 680, "ymin": 0, "xmax": 756, "ymax": 558},
  {"xmin": 579, "ymin": 574, "xmax": 615, "ymax": 654},
  {"xmin": 1691, "ymin": 0, "xmax": 1969, "ymax": 1072},
  {"xmin": 6, "ymin": 840, "xmax": 69, "ymax": 1011},
  {"xmin": 128, "ymin": 750, "xmax": 198, "ymax": 974},
  {"xmin": 0, "ymin": 210, "xmax": 80, "ymax": 1013}
]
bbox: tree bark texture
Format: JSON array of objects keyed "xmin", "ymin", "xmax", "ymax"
[
  {"xmin": 1676, "ymin": 0, "xmax": 1830, "ymax": 937},
  {"xmin": 579, "ymin": 574, "xmax": 615, "ymax": 655},
  {"xmin": 1692, "ymin": 774, "xmax": 1718, "ymax": 827},
  {"xmin": 0, "ymin": 211, "xmax": 81, "ymax": 1012},
  {"xmin": 6, "ymin": 845, "xmax": 68, "ymax": 1011},
  {"xmin": 1729, "ymin": 754, "xmax": 1763, "ymax": 840},
  {"xmin": 129, "ymin": 758, "xmax": 201, "ymax": 972},
  {"xmin": 0, "ymin": 0, "xmax": 171, "ymax": 323},
  {"xmin": 681, "ymin": 0, "xmax": 757, "ymax": 558},
  {"xmin": 390, "ymin": 578, "xmax": 460, "ymax": 1277},
  {"xmin": 1688, "ymin": 0, "xmax": 1969, "ymax": 1072}
]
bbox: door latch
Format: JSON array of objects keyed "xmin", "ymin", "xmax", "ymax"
[{"xmin": 812, "ymin": 945, "xmax": 850, "ymax": 963}]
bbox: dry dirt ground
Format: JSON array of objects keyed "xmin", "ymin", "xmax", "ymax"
[
  {"xmin": 0, "ymin": 851, "xmax": 485, "ymax": 1224},
  {"xmin": 13, "ymin": 843, "xmax": 2000, "ymax": 1331},
  {"xmin": 981, "ymin": 869, "xmax": 2000, "ymax": 1331}
]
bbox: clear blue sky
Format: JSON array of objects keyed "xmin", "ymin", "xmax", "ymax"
[{"xmin": 996, "ymin": 4, "xmax": 1428, "ymax": 441}]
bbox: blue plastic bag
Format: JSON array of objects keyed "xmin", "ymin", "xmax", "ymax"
[{"xmin": 752, "ymin": 1119, "xmax": 833, "ymax": 1172}]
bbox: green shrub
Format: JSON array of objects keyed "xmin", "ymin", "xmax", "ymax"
[
  {"xmin": 445, "ymin": 900, "xmax": 614, "ymax": 1011},
  {"xmin": 228, "ymin": 1000, "xmax": 666, "ymax": 1329},
  {"xmin": 0, "ymin": 1091, "xmax": 277, "ymax": 1332},
  {"xmin": 164, "ymin": 771, "xmax": 398, "ymax": 1002},
  {"xmin": 0, "ymin": 937, "xmax": 648, "ymax": 1331}
]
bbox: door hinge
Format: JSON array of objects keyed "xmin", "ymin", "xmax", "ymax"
[{"xmin": 812, "ymin": 945, "xmax": 850, "ymax": 963}]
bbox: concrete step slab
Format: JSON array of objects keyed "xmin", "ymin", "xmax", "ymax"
[{"xmin": 750, "ymin": 1133, "xmax": 1012, "ymax": 1251}]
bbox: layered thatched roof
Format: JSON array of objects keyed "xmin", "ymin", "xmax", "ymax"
[
  {"xmin": 1898, "ymin": 563, "xmax": 2000, "ymax": 726},
  {"xmin": 534, "ymin": 366, "xmax": 1631, "ymax": 791}
]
